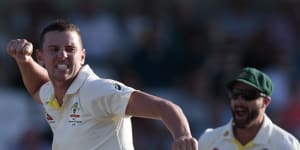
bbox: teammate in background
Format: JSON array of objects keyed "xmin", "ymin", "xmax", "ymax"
[
  {"xmin": 7, "ymin": 19, "xmax": 198, "ymax": 150},
  {"xmin": 198, "ymin": 67, "xmax": 300, "ymax": 150}
]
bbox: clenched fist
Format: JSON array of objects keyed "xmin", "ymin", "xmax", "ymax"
[
  {"xmin": 172, "ymin": 136, "xmax": 198, "ymax": 150},
  {"xmin": 6, "ymin": 39, "xmax": 34, "ymax": 63}
]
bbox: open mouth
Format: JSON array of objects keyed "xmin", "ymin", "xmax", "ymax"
[
  {"xmin": 57, "ymin": 64, "xmax": 68, "ymax": 70},
  {"xmin": 234, "ymin": 107, "xmax": 248, "ymax": 120}
]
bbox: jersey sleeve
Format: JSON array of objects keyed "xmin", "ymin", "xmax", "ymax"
[
  {"xmin": 270, "ymin": 128, "xmax": 300, "ymax": 150},
  {"xmin": 39, "ymin": 81, "xmax": 54, "ymax": 104},
  {"xmin": 291, "ymin": 139, "xmax": 300, "ymax": 150},
  {"xmin": 81, "ymin": 79, "xmax": 136, "ymax": 119}
]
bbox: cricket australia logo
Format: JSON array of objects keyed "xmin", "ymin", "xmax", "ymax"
[{"xmin": 68, "ymin": 102, "xmax": 82, "ymax": 126}]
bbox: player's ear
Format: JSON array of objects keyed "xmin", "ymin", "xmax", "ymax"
[
  {"xmin": 80, "ymin": 48, "xmax": 86, "ymax": 65},
  {"xmin": 36, "ymin": 49, "xmax": 45, "ymax": 67},
  {"xmin": 263, "ymin": 96, "xmax": 271, "ymax": 107}
]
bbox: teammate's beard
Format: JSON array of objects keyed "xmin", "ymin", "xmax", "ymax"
[{"xmin": 231, "ymin": 106, "xmax": 259, "ymax": 129}]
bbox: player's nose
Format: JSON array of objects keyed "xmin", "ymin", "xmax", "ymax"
[{"xmin": 57, "ymin": 49, "xmax": 68, "ymax": 58}]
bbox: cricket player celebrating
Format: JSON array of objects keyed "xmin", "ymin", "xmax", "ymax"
[
  {"xmin": 7, "ymin": 19, "xmax": 198, "ymax": 150},
  {"xmin": 198, "ymin": 67, "xmax": 300, "ymax": 150}
]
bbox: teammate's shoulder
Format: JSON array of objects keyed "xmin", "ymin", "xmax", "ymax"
[
  {"xmin": 198, "ymin": 124, "xmax": 230, "ymax": 149},
  {"xmin": 270, "ymin": 124, "xmax": 300, "ymax": 148},
  {"xmin": 198, "ymin": 125, "xmax": 227, "ymax": 143}
]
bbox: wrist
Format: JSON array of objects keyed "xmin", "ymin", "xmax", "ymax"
[
  {"xmin": 174, "ymin": 134, "xmax": 193, "ymax": 141},
  {"xmin": 15, "ymin": 56, "xmax": 35, "ymax": 64}
]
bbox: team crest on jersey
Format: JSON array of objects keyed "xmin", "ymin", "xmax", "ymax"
[{"xmin": 68, "ymin": 102, "xmax": 82, "ymax": 126}]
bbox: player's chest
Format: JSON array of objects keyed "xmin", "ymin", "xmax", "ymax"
[
  {"xmin": 43, "ymin": 95, "xmax": 91, "ymax": 129},
  {"xmin": 210, "ymin": 142, "xmax": 270, "ymax": 150}
]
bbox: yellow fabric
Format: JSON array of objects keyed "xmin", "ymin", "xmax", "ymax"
[
  {"xmin": 48, "ymin": 95, "xmax": 61, "ymax": 109},
  {"xmin": 233, "ymin": 138, "xmax": 254, "ymax": 150}
]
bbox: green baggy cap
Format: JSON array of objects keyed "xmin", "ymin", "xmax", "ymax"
[{"xmin": 226, "ymin": 67, "xmax": 273, "ymax": 96}]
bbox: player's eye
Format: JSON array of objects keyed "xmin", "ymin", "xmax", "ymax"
[
  {"xmin": 228, "ymin": 88, "xmax": 266, "ymax": 101},
  {"xmin": 65, "ymin": 46, "xmax": 76, "ymax": 53},
  {"xmin": 47, "ymin": 46, "xmax": 60, "ymax": 54}
]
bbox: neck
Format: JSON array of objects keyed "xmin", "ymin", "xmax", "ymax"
[
  {"xmin": 233, "ymin": 116, "xmax": 264, "ymax": 145},
  {"xmin": 53, "ymin": 81, "xmax": 71, "ymax": 105}
]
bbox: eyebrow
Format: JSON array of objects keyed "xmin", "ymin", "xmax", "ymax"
[
  {"xmin": 47, "ymin": 45, "xmax": 75, "ymax": 48},
  {"xmin": 47, "ymin": 45, "xmax": 59, "ymax": 48}
]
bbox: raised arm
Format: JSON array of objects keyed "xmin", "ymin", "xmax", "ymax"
[
  {"xmin": 126, "ymin": 90, "xmax": 198, "ymax": 150},
  {"xmin": 6, "ymin": 39, "xmax": 49, "ymax": 103}
]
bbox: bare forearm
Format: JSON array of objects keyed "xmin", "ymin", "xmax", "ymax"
[
  {"xmin": 127, "ymin": 91, "xmax": 192, "ymax": 138},
  {"xmin": 7, "ymin": 39, "xmax": 49, "ymax": 102},
  {"xmin": 159, "ymin": 101, "xmax": 198, "ymax": 150},
  {"xmin": 126, "ymin": 91, "xmax": 198, "ymax": 149},
  {"xmin": 159, "ymin": 100, "xmax": 192, "ymax": 139},
  {"xmin": 16, "ymin": 57, "xmax": 49, "ymax": 97}
]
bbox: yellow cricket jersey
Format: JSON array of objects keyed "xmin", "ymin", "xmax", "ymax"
[
  {"xmin": 198, "ymin": 115, "xmax": 300, "ymax": 150},
  {"xmin": 39, "ymin": 65, "xmax": 135, "ymax": 150}
]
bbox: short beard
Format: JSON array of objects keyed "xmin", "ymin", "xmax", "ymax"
[{"xmin": 232, "ymin": 107, "xmax": 259, "ymax": 129}]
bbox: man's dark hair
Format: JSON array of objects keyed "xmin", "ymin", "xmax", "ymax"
[{"xmin": 39, "ymin": 19, "xmax": 83, "ymax": 49}]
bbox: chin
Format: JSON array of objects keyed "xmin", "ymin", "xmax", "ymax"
[
  {"xmin": 233, "ymin": 117, "xmax": 258, "ymax": 129},
  {"xmin": 233, "ymin": 120, "xmax": 248, "ymax": 129},
  {"xmin": 234, "ymin": 123, "xmax": 249, "ymax": 129}
]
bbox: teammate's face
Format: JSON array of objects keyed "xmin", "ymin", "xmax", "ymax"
[
  {"xmin": 229, "ymin": 82, "xmax": 267, "ymax": 128},
  {"xmin": 37, "ymin": 30, "xmax": 85, "ymax": 85}
]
